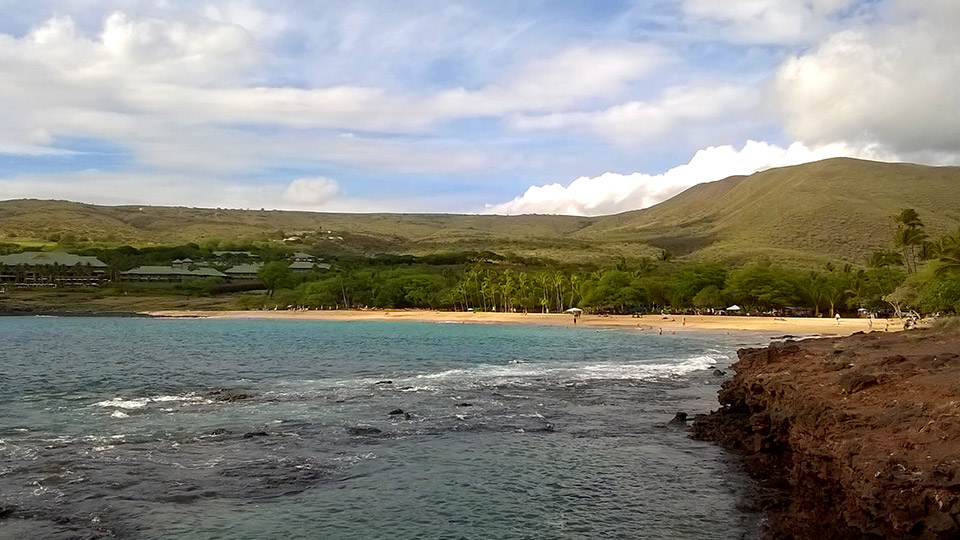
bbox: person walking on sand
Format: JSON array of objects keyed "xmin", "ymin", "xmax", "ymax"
[{"xmin": 835, "ymin": 312, "xmax": 841, "ymax": 325}]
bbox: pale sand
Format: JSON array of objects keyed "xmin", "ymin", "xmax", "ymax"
[{"xmin": 144, "ymin": 309, "xmax": 903, "ymax": 337}]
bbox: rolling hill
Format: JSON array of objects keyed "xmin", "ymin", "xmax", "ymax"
[
  {"xmin": 580, "ymin": 158, "xmax": 960, "ymax": 265},
  {"xmin": 1, "ymin": 158, "xmax": 958, "ymax": 266}
]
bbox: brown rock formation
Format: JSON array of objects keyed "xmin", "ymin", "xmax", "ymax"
[{"xmin": 694, "ymin": 329, "xmax": 960, "ymax": 538}]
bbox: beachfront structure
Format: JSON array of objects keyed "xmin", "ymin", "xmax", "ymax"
[
  {"xmin": 0, "ymin": 252, "xmax": 108, "ymax": 285},
  {"xmin": 119, "ymin": 265, "xmax": 228, "ymax": 283},
  {"xmin": 286, "ymin": 251, "xmax": 329, "ymax": 273},
  {"xmin": 291, "ymin": 252, "xmax": 318, "ymax": 263},
  {"xmin": 223, "ymin": 263, "xmax": 263, "ymax": 280},
  {"xmin": 290, "ymin": 261, "xmax": 331, "ymax": 273},
  {"xmin": 213, "ymin": 250, "xmax": 259, "ymax": 259}
]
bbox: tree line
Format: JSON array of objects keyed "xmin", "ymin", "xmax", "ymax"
[{"xmin": 249, "ymin": 208, "xmax": 960, "ymax": 316}]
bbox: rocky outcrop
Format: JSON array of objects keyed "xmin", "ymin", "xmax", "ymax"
[{"xmin": 694, "ymin": 329, "xmax": 960, "ymax": 538}]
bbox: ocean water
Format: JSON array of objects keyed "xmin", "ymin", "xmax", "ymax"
[{"xmin": 0, "ymin": 317, "xmax": 762, "ymax": 539}]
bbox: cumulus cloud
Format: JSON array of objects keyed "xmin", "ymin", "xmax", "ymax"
[
  {"xmin": 681, "ymin": 0, "xmax": 857, "ymax": 43},
  {"xmin": 0, "ymin": 12, "xmax": 669, "ymax": 181},
  {"xmin": 486, "ymin": 140, "xmax": 892, "ymax": 216},
  {"xmin": 0, "ymin": 169, "xmax": 473, "ymax": 213},
  {"xmin": 511, "ymin": 83, "xmax": 757, "ymax": 145},
  {"xmin": 775, "ymin": 0, "xmax": 960, "ymax": 156},
  {"xmin": 282, "ymin": 177, "xmax": 339, "ymax": 207},
  {"xmin": 451, "ymin": 44, "xmax": 670, "ymax": 114}
]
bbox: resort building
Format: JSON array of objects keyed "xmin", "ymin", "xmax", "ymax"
[
  {"xmin": 286, "ymin": 251, "xmax": 330, "ymax": 273},
  {"xmin": 0, "ymin": 252, "xmax": 108, "ymax": 285},
  {"xmin": 119, "ymin": 266, "xmax": 228, "ymax": 283},
  {"xmin": 291, "ymin": 252, "xmax": 318, "ymax": 263},
  {"xmin": 223, "ymin": 263, "xmax": 263, "ymax": 280},
  {"xmin": 289, "ymin": 261, "xmax": 332, "ymax": 273},
  {"xmin": 212, "ymin": 251, "xmax": 260, "ymax": 262}
]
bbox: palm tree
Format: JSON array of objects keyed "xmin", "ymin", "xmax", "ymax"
[
  {"xmin": 502, "ymin": 270, "xmax": 515, "ymax": 312},
  {"xmin": 935, "ymin": 249, "xmax": 960, "ymax": 276},
  {"xmin": 844, "ymin": 275, "xmax": 873, "ymax": 311},
  {"xmin": 868, "ymin": 249, "xmax": 903, "ymax": 268},
  {"xmin": 568, "ymin": 274, "xmax": 583, "ymax": 308},
  {"xmin": 895, "ymin": 226, "xmax": 927, "ymax": 273},
  {"xmin": 934, "ymin": 230, "xmax": 960, "ymax": 276},
  {"xmin": 535, "ymin": 272, "xmax": 551, "ymax": 312},
  {"xmin": 892, "ymin": 208, "xmax": 927, "ymax": 273},
  {"xmin": 803, "ymin": 273, "xmax": 825, "ymax": 317},
  {"xmin": 634, "ymin": 257, "xmax": 654, "ymax": 277},
  {"xmin": 516, "ymin": 272, "xmax": 530, "ymax": 312},
  {"xmin": 553, "ymin": 270, "xmax": 566, "ymax": 312},
  {"xmin": 893, "ymin": 208, "xmax": 923, "ymax": 230}
]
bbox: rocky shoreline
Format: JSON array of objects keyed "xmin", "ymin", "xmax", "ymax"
[{"xmin": 693, "ymin": 327, "xmax": 960, "ymax": 538}]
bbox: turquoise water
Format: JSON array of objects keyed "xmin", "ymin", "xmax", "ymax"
[{"xmin": 0, "ymin": 317, "xmax": 761, "ymax": 539}]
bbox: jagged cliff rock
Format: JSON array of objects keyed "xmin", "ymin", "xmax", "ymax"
[{"xmin": 694, "ymin": 329, "xmax": 960, "ymax": 539}]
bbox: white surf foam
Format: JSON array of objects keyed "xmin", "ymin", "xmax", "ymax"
[{"xmin": 94, "ymin": 393, "xmax": 211, "ymax": 409}]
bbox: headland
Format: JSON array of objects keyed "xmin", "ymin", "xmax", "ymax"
[{"xmin": 693, "ymin": 325, "xmax": 960, "ymax": 537}]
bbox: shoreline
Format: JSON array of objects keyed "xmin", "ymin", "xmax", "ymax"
[
  {"xmin": 692, "ymin": 327, "xmax": 960, "ymax": 537},
  {"xmin": 143, "ymin": 309, "xmax": 902, "ymax": 337}
]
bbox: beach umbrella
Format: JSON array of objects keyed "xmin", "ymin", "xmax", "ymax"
[{"xmin": 564, "ymin": 308, "xmax": 583, "ymax": 313}]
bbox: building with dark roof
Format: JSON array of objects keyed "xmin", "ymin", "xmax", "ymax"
[
  {"xmin": 291, "ymin": 252, "xmax": 318, "ymax": 262},
  {"xmin": 223, "ymin": 263, "xmax": 263, "ymax": 280},
  {"xmin": 289, "ymin": 261, "xmax": 331, "ymax": 273},
  {"xmin": 119, "ymin": 266, "xmax": 228, "ymax": 283},
  {"xmin": 0, "ymin": 252, "xmax": 107, "ymax": 285}
]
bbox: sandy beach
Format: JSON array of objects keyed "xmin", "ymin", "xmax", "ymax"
[{"xmin": 144, "ymin": 309, "xmax": 902, "ymax": 337}]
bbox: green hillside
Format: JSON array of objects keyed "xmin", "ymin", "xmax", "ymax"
[
  {"xmin": 0, "ymin": 199, "xmax": 603, "ymax": 261},
  {"xmin": 2, "ymin": 158, "xmax": 959, "ymax": 267},
  {"xmin": 579, "ymin": 158, "xmax": 960, "ymax": 266}
]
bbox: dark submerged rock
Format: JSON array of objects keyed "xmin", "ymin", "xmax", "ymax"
[
  {"xmin": 347, "ymin": 426, "xmax": 382, "ymax": 436},
  {"xmin": 387, "ymin": 408, "xmax": 405, "ymax": 416},
  {"xmin": 205, "ymin": 389, "xmax": 251, "ymax": 403},
  {"xmin": 242, "ymin": 431, "xmax": 269, "ymax": 438},
  {"xmin": 667, "ymin": 412, "xmax": 688, "ymax": 426},
  {"xmin": 210, "ymin": 428, "xmax": 229, "ymax": 436}
]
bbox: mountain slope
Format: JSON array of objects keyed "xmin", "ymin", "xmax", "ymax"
[
  {"xmin": 0, "ymin": 199, "xmax": 598, "ymax": 260},
  {"xmin": 2, "ymin": 158, "xmax": 959, "ymax": 266},
  {"xmin": 579, "ymin": 158, "xmax": 960, "ymax": 265}
]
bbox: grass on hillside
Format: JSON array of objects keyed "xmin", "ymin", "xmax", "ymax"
[{"xmin": 3, "ymin": 158, "xmax": 959, "ymax": 268}]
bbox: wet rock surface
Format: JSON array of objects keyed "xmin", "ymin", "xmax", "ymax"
[{"xmin": 694, "ymin": 329, "xmax": 960, "ymax": 538}]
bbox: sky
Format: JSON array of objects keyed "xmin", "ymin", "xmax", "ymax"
[{"xmin": 0, "ymin": 0, "xmax": 957, "ymax": 215}]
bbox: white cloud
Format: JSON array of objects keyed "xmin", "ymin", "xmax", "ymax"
[
  {"xmin": 282, "ymin": 177, "xmax": 339, "ymax": 207},
  {"xmin": 681, "ymin": 0, "xmax": 857, "ymax": 43},
  {"xmin": 0, "ymin": 13, "xmax": 669, "ymax": 180},
  {"xmin": 775, "ymin": 1, "xmax": 960, "ymax": 155},
  {"xmin": 511, "ymin": 83, "xmax": 757, "ymax": 145},
  {"xmin": 457, "ymin": 44, "xmax": 670, "ymax": 113},
  {"xmin": 486, "ymin": 139, "xmax": 892, "ymax": 216},
  {"xmin": 0, "ymin": 169, "xmax": 477, "ymax": 213}
]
